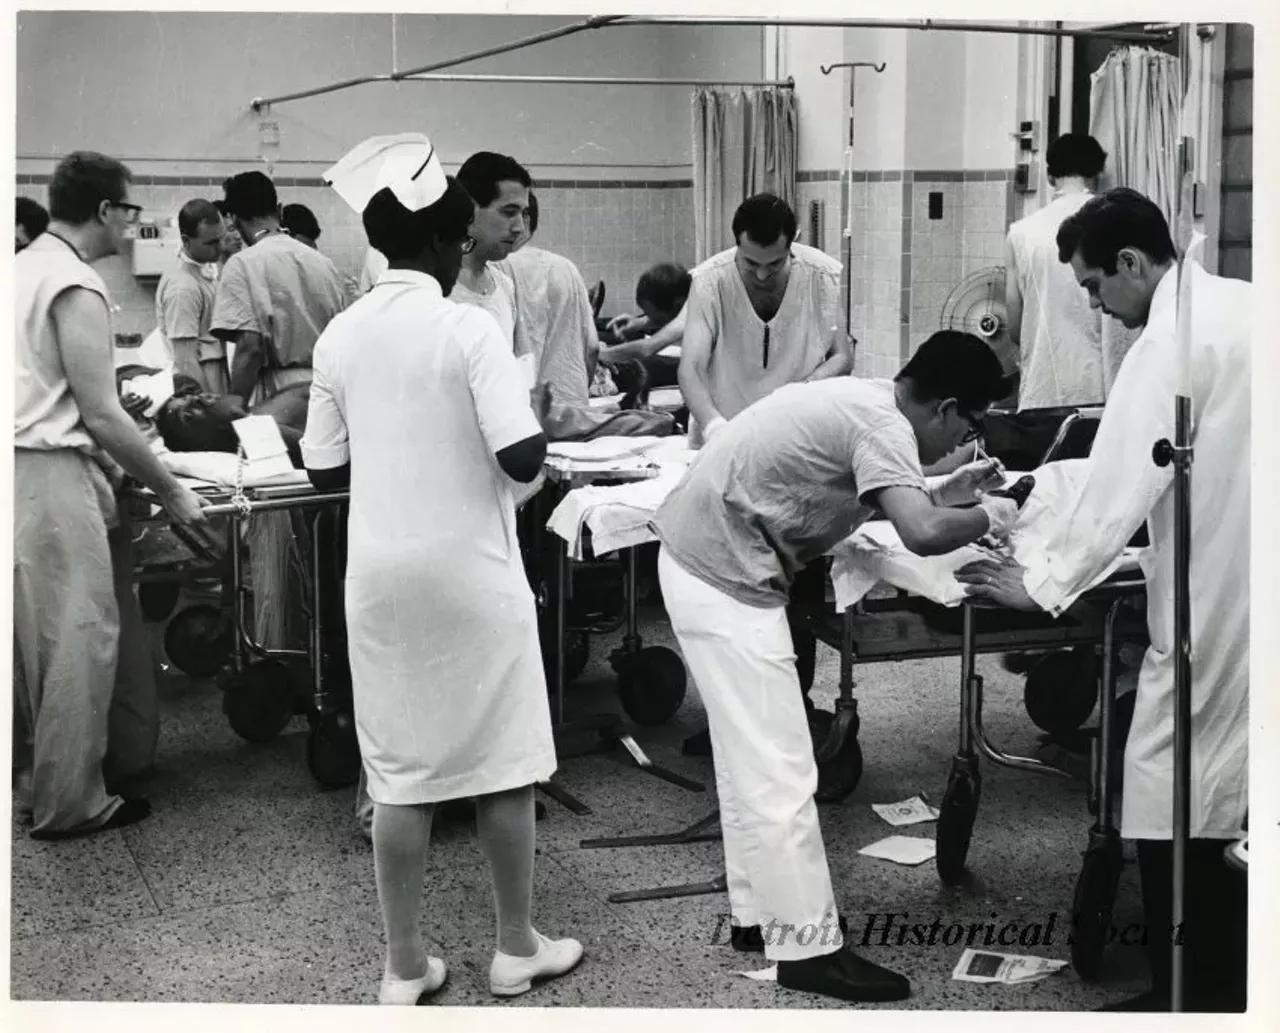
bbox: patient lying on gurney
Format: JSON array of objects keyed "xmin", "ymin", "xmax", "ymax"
[{"xmin": 116, "ymin": 363, "xmax": 308, "ymax": 466}]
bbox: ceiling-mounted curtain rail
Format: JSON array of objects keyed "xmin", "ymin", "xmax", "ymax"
[
  {"xmin": 249, "ymin": 14, "xmax": 1176, "ymax": 113},
  {"xmin": 250, "ymin": 13, "xmax": 627, "ymax": 112},
  {"xmin": 611, "ymin": 17, "xmax": 1177, "ymax": 43},
  {"xmin": 391, "ymin": 73, "xmax": 794, "ymax": 88}
]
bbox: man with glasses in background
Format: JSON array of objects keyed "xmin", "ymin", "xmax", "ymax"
[{"xmin": 14, "ymin": 151, "xmax": 214, "ymax": 839}]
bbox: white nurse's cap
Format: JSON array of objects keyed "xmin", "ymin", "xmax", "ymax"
[{"xmin": 323, "ymin": 133, "xmax": 448, "ymax": 215}]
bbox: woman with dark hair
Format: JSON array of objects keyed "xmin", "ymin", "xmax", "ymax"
[
  {"xmin": 302, "ymin": 140, "xmax": 582, "ymax": 1005},
  {"xmin": 16, "ymin": 196, "xmax": 49, "ymax": 251}
]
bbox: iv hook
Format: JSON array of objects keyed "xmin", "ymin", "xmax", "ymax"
[{"xmin": 820, "ymin": 62, "xmax": 887, "ymax": 75}]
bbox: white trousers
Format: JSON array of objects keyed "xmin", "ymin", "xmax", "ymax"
[{"xmin": 658, "ymin": 548, "xmax": 843, "ymax": 962}]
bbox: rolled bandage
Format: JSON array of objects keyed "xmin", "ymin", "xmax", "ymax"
[{"xmin": 976, "ymin": 494, "xmax": 1020, "ymax": 540}]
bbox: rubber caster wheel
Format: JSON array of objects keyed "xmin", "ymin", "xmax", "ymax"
[
  {"xmin": 163, "ymin": 604, "xmax": 233, "ymax": 678},
  {"xmin": 1070, "ymin": 833, "xmax": 1124, "ymax": 980},
  {"xmin": 810, "ymin": 708, "xmax": 865, "ymax": 804},
  {"xmin": 615, "ymin": 647, "xmax": 687, "ymax": 726},
  {"xmin": 1025, "ymin": 647, "xmax": 1100, "ymax": 736},
  {"xmin": 307, "ymin": 711, "xmax": 362, "ymax": 788},
  {"xmin": 936, "ymin": 766, "xmax": 982, "ymax": 886},
  {"xmin": 138, "ymin": 581, "xmax": 182, "ymax": 623},
  {"xmin": 222, "ymin": 659, "xmax": 295, "ymax": 743}
]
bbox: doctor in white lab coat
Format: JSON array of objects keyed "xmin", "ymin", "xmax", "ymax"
[{"xmin": 957, "ymin": 188, "xmax": 1249, "ymax": 1013}]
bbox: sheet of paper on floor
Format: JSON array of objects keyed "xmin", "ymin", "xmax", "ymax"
[
  {"xmin": 871, "ymin": 796, "xmax": 940, "ymax": 826},
  {"xmin": 857, "ymin": 835, "xmax": 937, "ymax": 866},
  {"xmin": 951, "ymin": 948, "xmax": 1069, "ymax": 985}
]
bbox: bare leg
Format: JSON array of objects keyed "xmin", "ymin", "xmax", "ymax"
[
  {"xmin": 372, "ymin": 801, "xmax": 435, "ymax": 980},
  {"xmin": 474, "ymin": 785, "xmax": 539, "ymax": 957}
]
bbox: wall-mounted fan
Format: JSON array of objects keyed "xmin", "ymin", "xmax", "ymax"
[{"xmin": 940, "ymin": 266, "xmax": 1018, "ymax": 406}]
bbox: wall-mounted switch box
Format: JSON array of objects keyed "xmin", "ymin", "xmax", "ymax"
[{"xmin": 928, "ymin": 192, "xmax": 943, "ymax": 220}]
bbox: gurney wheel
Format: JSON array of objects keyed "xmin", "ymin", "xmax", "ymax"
[
  {"xmin": 615, "ymin": 647, "xmax": 687, "ymax": 726},
  {"xmin": 810, "ymin": 707, "xmax": 864, "ymax": 803},
  {"xmin": 1069, "ymin": 833, "xmax": 1124, "ymax": 980},
  {"xmin": 138, "ymin": 581, "xmax": 182, "ymax": 623},
  {"xmin": 1024, "ymin": 647, "xmax": 1100, "ymax": 736},
  {"xmin": 222, "ymin": 659, "xmax": 296, "ymax": 743},
  {"xmin": 936, "ymin": 767, "xmax": 982, "ymax": 886},
  {"xmin": 307, "ymin": 711, "xmax": 362, "ymax": 789},
  {"xmin": 164, "ymin": 604, "xmax": 233, "ymax": 678}
]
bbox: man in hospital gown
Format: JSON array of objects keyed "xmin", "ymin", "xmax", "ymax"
[
  {"xmin": 1003, "ymin": 134, "xmax": 1111, "ymax": 409},
  {"xmin": 652, "ymin": 330, "xmax": 1017, "ymax": 1002},
  {"xmin": 453, "ymin": 151, "xmax": 528, "ymax": 346},
  {"xmin": 498, "ymin": 191, "xmax": 673, "ymax": 440},
  {"xmin": 680, "ymin": 192, "xmax": 852, "ymax": 449},
  {"xmin": 958, "ymin": 188, "xmax": 1249, "ymax": 1012}
]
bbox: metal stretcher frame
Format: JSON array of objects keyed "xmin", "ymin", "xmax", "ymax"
[
  {"xmin": 583, "ymin": 573, "xmax": 1149, "ymax": 978},
  {"xmin": 533, "ymin": 462, "xmax": 707, "ymax": 815}
]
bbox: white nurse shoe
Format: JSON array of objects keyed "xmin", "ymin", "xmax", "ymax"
[
  {"xmin": 489, "ymin": 930, "xmax": 584, "ymax": 997},
  {"xmin": 378, "ymin": 956, "xmax": 448, "ymax": 1004}
]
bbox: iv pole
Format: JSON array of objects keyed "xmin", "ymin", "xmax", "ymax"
[
  {"xmin": 821, "ymin": 62, "xmax": 886, "ymax": 345},
  {"xmin": 1152, "ymin": 20, "xmax": 1196, "ymax": 1015}
]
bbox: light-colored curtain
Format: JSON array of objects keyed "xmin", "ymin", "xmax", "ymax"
[
  {"xmin": 1088, "ymin": 46, "xmax": 1183, "ymax": 223},
  {"xmin": 1088, "ymin": 46, "xmax": 1183, "ymax": 393},
  {"xmin": 692, "ymin": 87, "xmax": 798, "ymax": 264}
]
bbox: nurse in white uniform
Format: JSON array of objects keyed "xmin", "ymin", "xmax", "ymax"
[
  {"xmin": 302, "ymin": 141, "xmax": 583, "ymax": 1005},
  {"xmin": 959, "ymin": 188, "xmax": 1249, "ymax": 1013}
]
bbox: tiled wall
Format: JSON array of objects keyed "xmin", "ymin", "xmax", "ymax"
[
  {"xmin": 14, "ymin": 172, "xmax": 698, "ymax": 334},
  {"xmin": 16, "ymin": 169, "xmax": 1013, "ymax": 360}
]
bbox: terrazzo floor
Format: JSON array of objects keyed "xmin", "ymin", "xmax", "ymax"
[{"xmin": 9, "ymin": 600, "xmax": 1153, "ymax": 1011}]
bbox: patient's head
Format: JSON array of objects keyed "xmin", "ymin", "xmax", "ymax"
[
  {"xmin": 155, "ymin": 392, "xmax": 248, "ymax": 453},
  {"xmin": 635, "ymin": 262, "xmax": 692, "ymax": 328}
]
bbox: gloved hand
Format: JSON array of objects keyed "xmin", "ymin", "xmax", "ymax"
[
  {"xmin": 976, "ymin": 493, "xmax": 1020, "ymax": 541},
  {"xmin": 945, "ymin": 458, "xmax": 1006, "ymax": 503}
]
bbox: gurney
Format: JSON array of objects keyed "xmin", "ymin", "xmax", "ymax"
[
  {"xmin": 126, "ymin": 454, "xmax": 359, "ymax": 788},
  {"xmin": 555, "ymin": 457, "xmax": 1151, "ymax": 978},
  {"xmin": 528, "ymin": 436, "xmax": 708, "ymax": 814}
]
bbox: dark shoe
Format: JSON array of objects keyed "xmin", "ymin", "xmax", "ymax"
[
  {"xmin": 682, "ymin": 726, "xmax": 713, "ymax": 757},
  {"xmin": 31, "ymin": 798, "xmax": 152, "ymax": 841},
  {"xmin": 732, "ymin": 916, "xmax": 850, "ymax": 954},
  {"xmin": 776, "ymin": 947, "xmax": 910, "ymax": 1003}
]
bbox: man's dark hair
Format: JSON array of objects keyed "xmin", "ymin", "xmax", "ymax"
[
  {"xmin": 363, "ymin": 176, "xmax": 475, "ymax": 262},
  {"xmin": 154, "ymin": 397, "xmax": 238, "ymax": 454},
  {"xmin": 1045, "ymin": 133, "xmax": 1107, "ymax": 180},
  {"xmin": 282, "ymin": 203, "xmax": 322, "ymax": 242},
  {"xmin": 177, "ymin": 199, "xmax": 223, "ymax": 239},
  {"xmin": 17, "ymin": 196, "xmax": 50, "ymax": 239},
  {"xmin": 731, "ymin": 193, "xmax": 797, "ymax": 247},
  {"xmin": 47, "ymin": 151, "xmax": 132, "ymax": 224},
  {"xmin": 636, "ymin": 262, "xmax": 692, "ymax": 313},
  {"xmin": 526, "ymin": 191, "xmax": 540, "ymax": 235},
  {"xmin": 222, "ymin": 171, "xmax": 279, "ymax": 220},
  {"xmin": 456, "ymin": 151, "xmax": 533, "ymax": 208},
  {"xmin": 1056, "ymin": 187, "xmax": 1177, "ymax": 275},
  {"xmin": 895, "ymin": 330, "xmax": 1010, "ymax": 415}
]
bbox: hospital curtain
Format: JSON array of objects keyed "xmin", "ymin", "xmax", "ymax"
[
  {"xmin": 692, "ymin": 87, "xmax": 798, "ymax": 264},
  {"xmin": 1088, "ymin": 46, "xmax": 1183, "ymax": 392},
  {"xmin": 1088, "ymin": 46, "xmax": 1183, "ymax": 223}
]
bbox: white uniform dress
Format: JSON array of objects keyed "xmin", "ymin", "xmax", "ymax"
[
  {"xmin": 1006, "ymin": 192, "xmax": 1106, "ymax": 409},
  {"xmin": 1019, "ymin": 262, "xmax": 1250, "ymax": 839},
  {"xmin": 301, "ymin": 268, "xmax": 557, "ymax": 805}
]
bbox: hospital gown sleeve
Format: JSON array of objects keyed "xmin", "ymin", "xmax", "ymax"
[
  {"xmin": 465, "ymin": 311, "xmax": 544, "ymax": 454},
  {"xmin": 158, "ymin": 278, "xmax": 204, "ymax": 341},
  {"xmin": 1019, "ymin": 328, "xmax": 1175, "ymax": 616},
  {"xmin": 685, "ymin": 273, "xmax": 721, "ymax": 346},
  {"xmin": 851, "ymin": 418, "xmax": 929, "ymax": 499},
  {"xmin": 209, "ymin": 255, "xmax": 263, "ymax": 337},
  {"xmin": 300, "ymin": 345, "xmax": 349, "ymax": 471}
]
